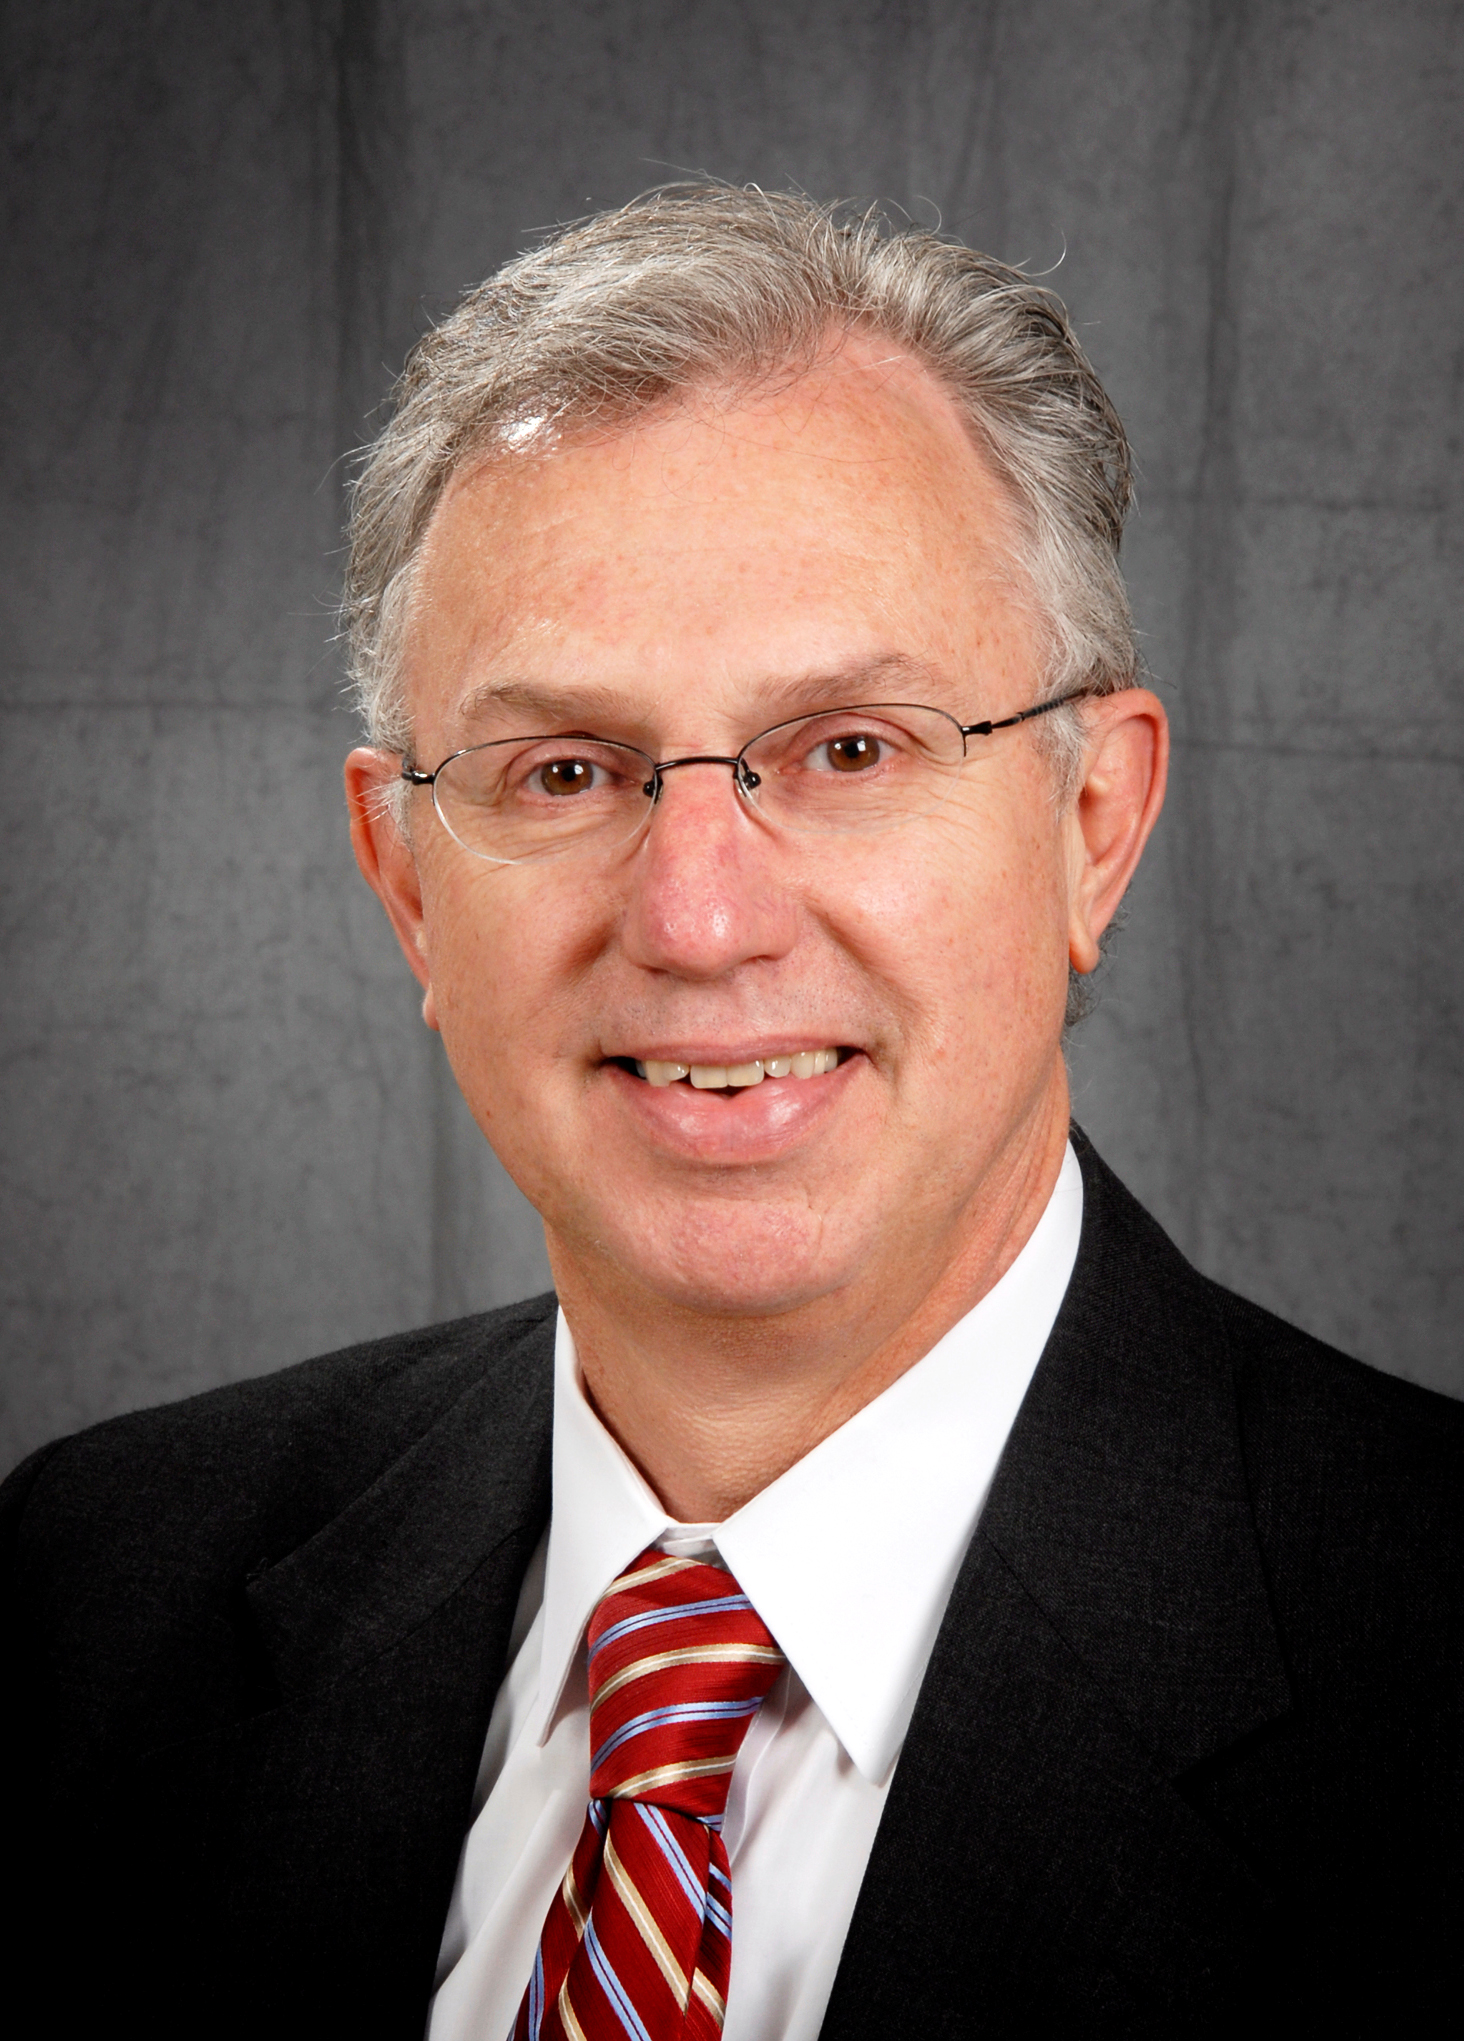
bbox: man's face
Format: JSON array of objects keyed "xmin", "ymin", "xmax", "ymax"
[{"xmin": 370, "ymin": 340, "xmax": 1095, "ymax": 1324}]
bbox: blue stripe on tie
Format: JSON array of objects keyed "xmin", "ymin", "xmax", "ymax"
[
  {"xmin": 590, "ymin": 1593, "xmax": 752, "ymax": 1661},
  {"xmin": 592, "ymin": 1696, "xmax": 764, "ymax": 1774},
  {"xmin": 522, "ymin": 1945, "xmax": 544, "ymax": 2041},
  {"xmin": 708, "ymin": 1860, "xmax": 731, "ymax": 1891},
  {"xmin": 637, "ymin": 1801, "xmax": 707, "ymax": 1914},
  {"xmin": 583, "ymin": 1919, "xmax": 656, "ymax": 2041},
  {"xmin": 705, "ymin": 1889, "xmax": 732, "ymax": 1939}
]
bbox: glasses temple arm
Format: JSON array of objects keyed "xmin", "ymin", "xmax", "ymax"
[{"xmin": 960, "ymin": 687, "xmax": 1092, "ymax": 739}]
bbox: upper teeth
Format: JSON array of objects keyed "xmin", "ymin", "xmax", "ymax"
[{"xmin": 637, "ymin": 1048, "xmax": 840, "ymax": 1088}]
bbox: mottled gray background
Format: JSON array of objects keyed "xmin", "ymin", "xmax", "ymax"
[{"xmin": 3, "ymin": 0, "xmax": 1461, "ymax": 1474}]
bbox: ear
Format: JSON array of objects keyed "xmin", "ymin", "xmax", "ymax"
[
  {"xmin": 344, "ymin": 748, "xmax": 440, "ymax": 1031},
  {"xmin": 1065, "ymin": 689, "xmax": 1169, "ymax": 975}
]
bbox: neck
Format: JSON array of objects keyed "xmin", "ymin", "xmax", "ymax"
[{"xmin": 548, "ymin": 1069, "xmax": 1072, "ymax": 1521}]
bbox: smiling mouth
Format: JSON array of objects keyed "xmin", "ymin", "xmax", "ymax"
[{"xmin": 613, "ymin": 1047, "xmax": 848, "ymax": 1092}]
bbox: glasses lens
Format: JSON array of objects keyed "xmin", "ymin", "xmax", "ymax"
[
  {"xmin": 741, "ymin": 704, "xmax": 965, "ymax": 834},
  {"xmin": 432, "ymin": 737, "xmax": 655, "ymax": 863}
]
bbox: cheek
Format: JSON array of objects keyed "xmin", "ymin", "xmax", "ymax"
[
  {"xmin": 825, "ymin": 792, "xmax": 1069, "ymax": 1057},
  {"xmin": 417, "ymin": 852, "xmax": 626, "ymax": 1106},
  {"xmin": 420, "ymin": 867, "xmax": 554, "ymax": 1067}
]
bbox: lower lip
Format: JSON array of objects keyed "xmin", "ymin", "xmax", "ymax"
[{"xmin": 596, "ymin": 1055, "xmax": 863, "ymax": 1163}]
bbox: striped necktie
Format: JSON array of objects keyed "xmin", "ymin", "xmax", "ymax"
[{"xmin": 512, "ymin": 1547, "xmax": 785, "ymax": 2040}]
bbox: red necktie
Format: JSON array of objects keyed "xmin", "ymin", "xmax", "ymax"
[{"xmin": 512, "ymin": 1548, "xmax": 785, "ymax": 2040}]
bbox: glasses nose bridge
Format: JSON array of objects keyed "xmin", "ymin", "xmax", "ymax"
[{"xmin": 646, "ymin": 751, "xmax": 757, "ymax": 803}]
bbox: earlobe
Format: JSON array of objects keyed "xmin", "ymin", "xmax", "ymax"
[{"xmin": 1068, "ymin": 907, "xmax": 1103, "ymax": 977}]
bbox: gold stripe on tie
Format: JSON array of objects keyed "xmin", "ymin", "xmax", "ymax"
[
  {"xmin": 557, "ymin": 1976, "xmax": 592, "ymax": 2041},
  {"xmin": 561, "ymin": 1861, "xmax": 589, "ymax": 1940},
  {"xmin": 603, "ymin": 1831, "xmax": 691, "ymax": 2010},
  {"xmin": 609, "ymin": 1754, "xmax": 736, "ymax": 1799},
  {"xmin": 691, "ymin": 1969, "xmax": 726, "ymax": 2023},
  {"xmin": 591, "ymin": 1642, "xmax": 784, "ymax": 1711},
  {"xmin": 604, "ymin": 1554, "xmax": 699, "ymax": 1596}
]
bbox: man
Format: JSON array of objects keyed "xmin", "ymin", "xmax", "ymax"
[{"xmin": 4, "ymin": 188, "xmax": 1460, "ymax": 2037}]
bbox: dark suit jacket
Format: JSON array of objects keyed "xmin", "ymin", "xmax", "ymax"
[{"xmin": 4, "ymin": 1132, "xmax": 1461, "ymax": 2036}]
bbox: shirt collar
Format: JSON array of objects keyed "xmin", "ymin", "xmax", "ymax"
[{"xmin": 536, "ymin": 1141, "xmax": 1083, "ymax": 1781}]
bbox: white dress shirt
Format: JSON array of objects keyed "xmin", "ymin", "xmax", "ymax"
[{"xmin": 428, "ymin": 1142, "xmax": 1083, "ymax": 2041}]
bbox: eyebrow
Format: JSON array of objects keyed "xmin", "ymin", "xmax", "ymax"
[
  {"xmin": 457, "ymin": 677, "xmax": 636, "ymax": 728},
  {"xmin": 455, "ymin": 653, "xmax": 955, "ymax": 733}
]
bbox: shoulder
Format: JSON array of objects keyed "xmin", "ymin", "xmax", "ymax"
[
  {"xmin": 1, "ymin": 1292, "xmax": 558, "ymax": 1591},
  {"xmin": 1213, "ymin": 1276, "xmax": 1464, "ymax": 1507},
  {"xmin": 1074, "ymin": 1129, "xmax": 1464, "ymax": 1521},
  {"xmin": 1211, "ymin": 1281, "xmax": 1464, "ymax": 1613},
  {"xmin": 1074, "ymin": 1128, "xmax": 1463, "ymax": 1632}
]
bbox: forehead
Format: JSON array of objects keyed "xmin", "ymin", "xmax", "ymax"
[{"xmin": 401, "ymin": 335, "xmax": 1036, "ymax": 741}]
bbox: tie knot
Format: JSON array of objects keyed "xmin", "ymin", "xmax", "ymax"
[{"xmin": 586, "ymin": 1548, "xmax": 784, "ymax": 1820}]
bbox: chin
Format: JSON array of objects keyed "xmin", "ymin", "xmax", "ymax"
[
  {"xmin": 583, "ymin": 1195, "xmax": 862, "ymax": 1320},
  {"xmin": 648, "ymin": 1263, "xmax": 838, "ymax": 1320}
]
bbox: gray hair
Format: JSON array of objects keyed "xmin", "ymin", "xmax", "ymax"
[{"xmin": 343, "ymin": 183, "xmax": 1138, "ymax": 805}]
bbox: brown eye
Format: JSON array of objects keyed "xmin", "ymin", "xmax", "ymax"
[
  {"xmin": 539, "ymin": 758, "xmax": 596, "ymax": 796},
  {"xmin": 827, "ymin": 734, "xmax": 881, "ymax": 773}
]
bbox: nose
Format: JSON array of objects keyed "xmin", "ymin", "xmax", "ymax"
[{"xmin": 618, "ymin": 757, "xmax": 800, "ymax": 979}]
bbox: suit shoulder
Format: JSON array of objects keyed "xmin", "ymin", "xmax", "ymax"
[
  {"xmin": 1, "ymin": 1292, "xmax": 557, "ymax": 1580},
  {"xmin": 1077, "ymin": 1129, "xmax": 1464, "ymax": 1473},
  {"xmin": 1214, "ymin": 1276, "xmax": 1464, "ymax": 1451},
  {"xmin": 1206, "ymin": 1278, "xmax": 1464, "ymax": 1598}
]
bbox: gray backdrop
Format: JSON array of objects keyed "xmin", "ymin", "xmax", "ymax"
[{"xmin": 4, "ymin": 0, "xmax": 1461, "ymax": 1475}]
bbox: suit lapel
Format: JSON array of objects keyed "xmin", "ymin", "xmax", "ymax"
[
  {"xmin": 245, "ymin": 1304, "xmax": 554, "ymax": 1698},
  {"xmin": 821, "ymin": 1138, "xmax": 1291, "ymax": 2037},
  {"xmin": 121, "ymin": 1308, "xmax": 555, "ymax": 2031}
]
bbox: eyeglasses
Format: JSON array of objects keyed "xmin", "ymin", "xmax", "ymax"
[{"xmin": 400, "ymin": 688, "xmax": 1089, "ymax": 866}]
